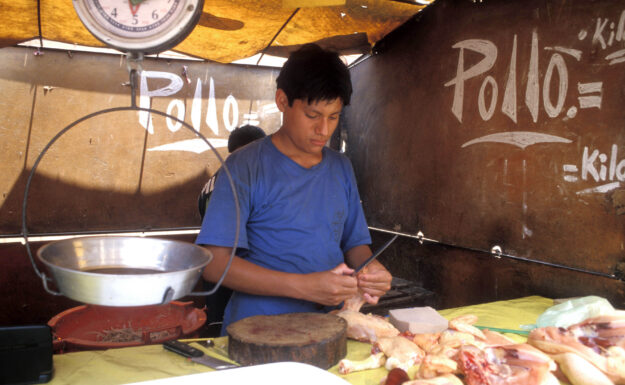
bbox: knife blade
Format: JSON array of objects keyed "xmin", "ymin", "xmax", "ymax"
[
  {"xmin": 351, "ymin": 234, "xmax": 399, "ymax": 276},
  {"xmin": 163, "ymin": 340, "xmax": 238, "ymax": 370}
]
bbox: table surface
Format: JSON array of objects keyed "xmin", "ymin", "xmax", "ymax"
[{"xmin": 47, "ymin": 296, "xmax": 554, "ymax": 385}]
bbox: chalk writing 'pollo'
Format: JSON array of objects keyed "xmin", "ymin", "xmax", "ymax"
[
  {"xmin": 444, "ymin": 32, "xmax": 603, "ymax": 124},
  {"xmin": 137, "ymin": 71, "xmax": 279, "ymax": 136},
  {"xmin": 139, "ymin": 71, "xmax": 240, "ymax": 135}
]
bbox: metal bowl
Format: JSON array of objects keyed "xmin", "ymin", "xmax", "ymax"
[{"xmin": 37, "ymin": 236, "xmax": 213, "ymax": 306}]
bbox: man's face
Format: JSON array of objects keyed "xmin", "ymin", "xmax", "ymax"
[{"xmin": 276, "ymin": 89, "xmax": 343, "ymax": 157}]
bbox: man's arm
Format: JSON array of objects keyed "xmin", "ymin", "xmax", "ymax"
[
  {"xmin": 345, "ymin": 244, "xmax": 392, "ymax": 304},
  {"xmin": 202, "ymin": 245, "xmax": 360, "ymax": 306}
]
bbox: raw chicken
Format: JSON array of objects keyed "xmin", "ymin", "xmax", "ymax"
[
  {"xmin": 552, "ymin": 352, "xmax": 615, "ymax": 385},
  {"xmin": 458, "ymin": 343, "xmax": 557, "ymax": 385},
  {"xmin": 337, "ymin": 309, "xmax": 400, "ymax": 342},
  {"xmin": 338, "ymin": 335, "xmax": 425, "ymax": 374},
  {"xmin": 377, "ymin": 336, "xmax": 427, "ymax": 371},
  {"xmin": 338, "ymin": 352, "xmax": 386, "ymax": 374},
  {"xmin": 335, "ymin": 291, "xmax": 399, "ymax": 343},
  {"xmin": 413, "ymin": 315, "xmax": 557, "ymax": 384},
  {"xmin": 417, "ymin": 354, "xmax": 458, "ymax": 379},
  {"xmin": 528, "ymin": 314, "xmax": 625, "ymax": 384}
]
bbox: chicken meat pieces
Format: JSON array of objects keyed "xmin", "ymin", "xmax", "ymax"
[
  {"xmin": 413, "ymin": 332, "xmax": 442, "ymax": 353},
  {"xmin": 458, "ymin": 343, "xmax": 556, "ymax": 385},
  {"xmin": 417, "ymin": 354, "xmax": 458, "ymax": 379},
  {"xmin": 448, "ymin": 314, "xmax": 486, "ymax": 341},
  {"xmin": 528, "ymin": 314, "xmax": 625, "ymax": 384},
  {"xmin": 378, "ymin": 335, "xmax": 427, "ymax": 371},
  {"xmin": 338, "ymin": 309, "xmax": 400, "ymax": 343},
  {"xmin": 336, "ymin": 290, "xmax": 400, "ymax": 343},
  {"xmin": 552, "ymin": 352, "xmax": 615, "ymax": 385},
  {"xmin": 338, "ymin": 335, "xmax": 425, "ymax": 374},
  {"xmin": 338, "ymin": 352, "xmax": 386, "ymax": 375}
]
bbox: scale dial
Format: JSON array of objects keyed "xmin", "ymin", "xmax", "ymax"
[{"xmin": 73, "ymin": 0, "xmax": 204, "ymax": 54}]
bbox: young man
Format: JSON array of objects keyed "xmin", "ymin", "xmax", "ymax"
[{"xmin": 196, "ymin": 44, "xmax": 391, "ymax": 334}]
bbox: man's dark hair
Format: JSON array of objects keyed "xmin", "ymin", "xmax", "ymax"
[
  {"xmin": 276, "ymin": 43, "xmax": 352, "ymax": 107},
  {"xmin": 227, "ymin": 125, "xmax": 266, "ymax": 153}
]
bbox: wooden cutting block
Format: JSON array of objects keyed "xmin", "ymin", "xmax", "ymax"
[{"xmin": 227, "ymin": 312, "xmax": 347, "ymax": 369}]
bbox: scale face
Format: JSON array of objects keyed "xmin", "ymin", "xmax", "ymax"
[{"xmin": 73, "ymin": 0, "xmax": 204, "ymax": 54}]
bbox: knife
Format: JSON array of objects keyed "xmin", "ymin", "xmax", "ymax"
[
  {"xmin": 163, "ymin": 340, "xmax": 238, "ymax": 370},
  {"xmin": 352, "ymin": 234, "xmax": 399, "ymax": 276}
]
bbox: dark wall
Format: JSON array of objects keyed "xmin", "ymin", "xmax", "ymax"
[{"xmin": 346, "ymin": 0, "xmax": 625, "ymax": 308}]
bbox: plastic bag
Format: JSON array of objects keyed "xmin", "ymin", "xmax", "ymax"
[{"xmin": 536, "ymin": 296, "xmax": 615, "ymax": 328}]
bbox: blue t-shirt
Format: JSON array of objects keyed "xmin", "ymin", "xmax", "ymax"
[{"xmin": 195, "ymin": 136, "xmax": 371, "ymax": 332}]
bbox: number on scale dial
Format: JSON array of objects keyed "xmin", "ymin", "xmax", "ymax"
[{"xmin": 73, "ymin": 0, "xmax": 203, "ymax": 54}]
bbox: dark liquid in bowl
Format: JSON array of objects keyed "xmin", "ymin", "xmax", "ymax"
[{"xmin": 83, "ymin": 267, "xmax": 164, "ymax": 275}]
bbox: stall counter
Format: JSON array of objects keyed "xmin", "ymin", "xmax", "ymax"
[{"xmin": 47, "ymin": 296, "xmax": 554, "ymax": 385}]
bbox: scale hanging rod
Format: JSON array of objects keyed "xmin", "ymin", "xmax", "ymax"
[{"xmin": 126, "ymin": 52, "xmax": 143, "ymax": 108}]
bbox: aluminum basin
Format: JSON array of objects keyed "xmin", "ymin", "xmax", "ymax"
[{"xmin": 37, "ymin": 236, "xmax": 212, "ymax": 306}]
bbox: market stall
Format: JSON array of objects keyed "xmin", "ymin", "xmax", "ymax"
[
  {"xmin": 46, "ymin": 296, "xmax": 553, "ymax": 385},
  {"xmin": 1, "ymin": 1, "xmax": 624, "ymax": 384}
]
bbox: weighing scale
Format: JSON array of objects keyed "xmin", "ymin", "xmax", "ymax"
[{"xmin": 22, "ymin": 0, "xmax": 240, "ymax": 308}]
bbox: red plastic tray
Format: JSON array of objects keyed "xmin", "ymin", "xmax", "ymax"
[{"xmin": 48, "ymin": 301, "xmax": 206, "ymax": 352}]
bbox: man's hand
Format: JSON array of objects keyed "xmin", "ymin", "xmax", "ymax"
[
  {"xmin": 297, "ymin": 263, "xmax": 359, "ymax": 306},
  {"xmin": 345, "ymin": 245, "xmax": 393, "ymax": 305},
  {"xmin": 356, "ymin": 260, "xmax": 392, "ymax": 305},
  {"xmin": 202, "ymin": 245, "xmax": 384, "ymax": 307}
]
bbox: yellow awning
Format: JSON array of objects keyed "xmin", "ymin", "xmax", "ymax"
[{"xmin": 0, "ymin": 0, "xmax": 427, "ymax": 63}]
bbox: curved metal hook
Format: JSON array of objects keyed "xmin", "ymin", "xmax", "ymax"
[
  {"xmin": 22, "ymin": 106, "xmax": 240, "ymax": 299},
  {"xmin": 40, "ymin": 272, "xmax": 63, "ymax": 296}
]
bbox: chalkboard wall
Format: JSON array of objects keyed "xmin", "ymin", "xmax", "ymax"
[{"xmin": 345, "ymin": 0, "xmax": 625, "ymax": 305}]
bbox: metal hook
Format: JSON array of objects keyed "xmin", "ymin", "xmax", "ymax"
[
  {"xmin": 416, "ymin": 231, "xmax": 425, "ymax": 245},
  {"xmin": 161, "ymin": 287, "xmax": 175, "ymax": 304},
  {"xmin": 129, "ymin": 69, "xmax": 138, "ymax": 108},
  {"xmin": 125, "ymin": 52, "xmax": 143, "ymax": 108},
  {"xmin": 491, "ymin": 245, "xmax": 503, "ymax": 259},
  {"xmin": 125, "ymin": 51, "xmax": 144, "ymax": 74},
  {"xmin": 40, "ymin": 273, "xmax": 63, "ymax": 296}
]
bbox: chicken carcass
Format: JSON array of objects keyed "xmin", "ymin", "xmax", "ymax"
[
  {"xmin": 338, "ymin": 335, "xmax": 425, "ymax": 374},
  {"xmin": 528, "ymin": 314, "xmax": 625, "ymax": 384},
  {"xmin": 413, "ymin": 316, "xmax": 521, "ymax": 381},
  {"xmin": 335, "ymin": 291, "xmax": 399, "ymax": 343},
  {"xmin": 552, "ymin": 352, "xmax": 615, "ymax": 385},
  {"xmin": 337, "ymin": 309, "xmax": 400, "ymax": 342},
  {"xmin": 458, "ymin": 343, "xmax": 557, "ymax": 385},
  {"xmin": 378, "ymin": 335, "xmax": 427, "ymax": 371}
]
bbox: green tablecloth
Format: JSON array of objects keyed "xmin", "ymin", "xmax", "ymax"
[{"xmin": 48, "ymin": 296, "xmax": 554, "ymax": 385}]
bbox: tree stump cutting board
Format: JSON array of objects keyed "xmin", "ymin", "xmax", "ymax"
[{"xmin": 227, "ymin": 312, "xmax": 347, "ymax": 369}]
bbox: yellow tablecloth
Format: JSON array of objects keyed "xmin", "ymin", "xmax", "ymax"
[{"xmin": 48, "ymin": 296, "xmax": 554, "ymax": 385}]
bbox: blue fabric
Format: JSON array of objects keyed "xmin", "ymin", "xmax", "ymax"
[{"xmin": 195, "ymin": 136, "xmax": 371, "ymax": 333}]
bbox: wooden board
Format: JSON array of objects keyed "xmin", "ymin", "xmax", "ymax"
[
  {"xmin": 226, "ymin": 312, "xmax": 347, "ymax": 369},
  {"xmin": 0, "ymin": 47, "xmax": 280, "ymax": 235},
  {"xmin": 344, "ymin": 0, "xmax": 625, "ymax": 280}
]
